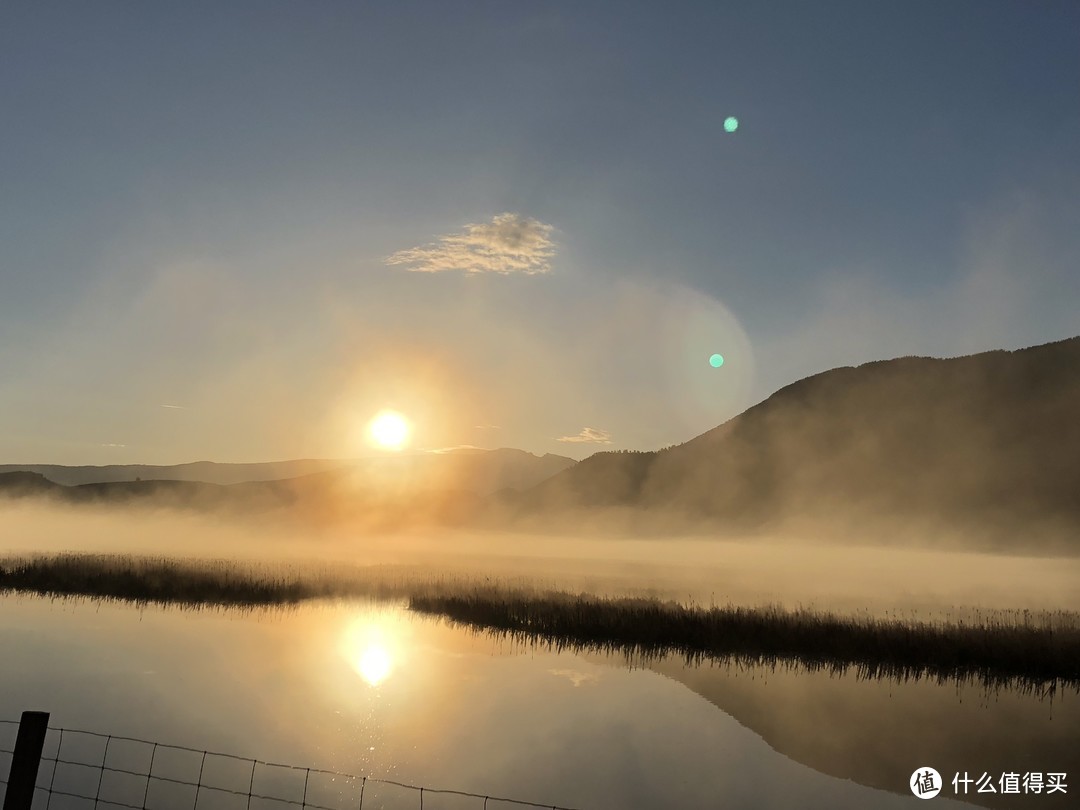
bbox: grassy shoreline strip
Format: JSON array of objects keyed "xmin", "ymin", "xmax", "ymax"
[
  {"xmin": 408, "ymin": 591, "xmax": 1080, "ymax": 690},
  {"xmin": 2, "ymin": 553, "xmax": 1078, "ymax": 690},
  {"xmin": 0, "ymin": 554, "xmax": 337, "ymax": 605}
]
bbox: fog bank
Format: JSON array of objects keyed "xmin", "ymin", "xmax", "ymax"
[{"xmin": 3, "ymin": 503, "xmax": 1078, "ymax": 621}]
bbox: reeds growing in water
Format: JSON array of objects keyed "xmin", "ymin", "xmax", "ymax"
[
  {"xmin": 2, "ymin": 552, "xmax": 1077, "ymax": 693},
  {"xmin": 409, "ymin": 589, "xmax": 1080, "ymax": 694}
]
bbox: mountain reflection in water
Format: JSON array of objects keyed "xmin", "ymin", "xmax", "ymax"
[{"xmin": 1, "ymin": 595, "xmax": 1073, "ymax": 809}]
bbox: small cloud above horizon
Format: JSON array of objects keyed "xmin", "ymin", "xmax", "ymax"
[
  {"xmin": 426, "ymin": 444, "xmax": 486, "ymax": 454},
  {"xmin": 474, "ymin": 424, "xmax": 501, "ymax": 430},
  {"xmin": 100, "ymin": 443, "xmax": 127, "ymax": 448},
  {"xmin": 159, "ymin": 404, "xmax": 185, "ymax": 409},
  {"xmin": 557, "ymin": 427, "xmax": 613, "ymax": 444},
  {"xmin": 385, "ymin": 213, "xmax": 556, "ymax": 275}
]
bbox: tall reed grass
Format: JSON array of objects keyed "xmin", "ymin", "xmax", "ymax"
[
  {"xmin": 409, "ymin": 589, "xmax": 1080, "ymax": 693},
  {"xmin": 2, "ymin": 553, "xmax": 1077, "ymax": 692}
]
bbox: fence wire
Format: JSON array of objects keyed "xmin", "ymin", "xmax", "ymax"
[{"xmin": 0, "ymin": 719, "xmax": 583, "ymax": 810}]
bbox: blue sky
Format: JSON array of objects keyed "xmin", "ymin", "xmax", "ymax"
[{"xmin": 2, "ymin": 1, "xmax": 1078, "ymax": 464}]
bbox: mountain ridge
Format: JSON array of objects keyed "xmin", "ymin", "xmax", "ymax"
[
  {"xmin": 0, "ymin": 448, "xmax": 579, "ymax": 527},
  {"xmin": 4, "ymin": 337, "xmax": 1078, "ymax": 547},
  {"xmin": 500, "ymin": 336, "xmax": 1080, "ymax": 544},
  {"xmin": 0, "ymin": 448, "xmax": 576, "ymax": 490}
]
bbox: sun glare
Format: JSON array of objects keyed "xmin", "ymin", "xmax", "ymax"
[
  {"xmin": 367, "ymin": 410, "xmax": 411, "ymax": 451},
  {"xmin": 341, "ymin": 618, "xmax": 401, "ymax": 688},
  {"xmin": 356, "ymin": 644, "xmax": 393, "ymax": 686}
]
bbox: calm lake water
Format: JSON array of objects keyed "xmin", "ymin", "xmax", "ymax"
[{"xmin": 1, "ymin": 595, "xmax": 1075, "ymax": 810}]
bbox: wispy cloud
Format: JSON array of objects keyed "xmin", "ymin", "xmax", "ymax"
[
  {"xmin": 100, "ymin": 443, "xmax": 127, "ymax": 448},
  {"xmin": 474, "ymin": 424, "xmax": 501, "ymax": 430},
  {"xmin": 159, "ymin": 404, "xmax": 185, "ymax": 409},
  {"xmin": 385, "ymin": 213, "xmax": 556, "ymax": 275},
  {"xmin": 427, "ymin": 445, "xmax": 486, "ymax": 454},
  {"xmin": 557, "ymin": 427, "xmax": 612, "ymax": 444}
]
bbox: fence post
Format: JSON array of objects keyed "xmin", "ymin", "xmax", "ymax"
[{"xmin": 3, "ymin": 711, "xmax": 49, "ymax": 810}]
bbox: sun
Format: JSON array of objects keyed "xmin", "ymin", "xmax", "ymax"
[{"xmin": 367, "ymin": 409, "xmax": 411, "ymax": 451}]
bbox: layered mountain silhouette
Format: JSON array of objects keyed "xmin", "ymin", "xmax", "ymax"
[
  {"xmin": 4, "ymin": 337, "xmax": 1078, "ymax": 542},
  {"xmin": 0, "ymin": 449, "xmax": 576, "ymax": 526},
  {"xmin": 0, "ymin": 459, "xmax": 347, "ymax": 487}
]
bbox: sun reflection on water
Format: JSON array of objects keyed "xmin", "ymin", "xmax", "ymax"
[
  {"xmin": 340, "ymin": 615, "xmax": 402, "ymax": 687},
  {"xmin": 355, "ymin": 643, "xmax": 393, "ymax": 686}
]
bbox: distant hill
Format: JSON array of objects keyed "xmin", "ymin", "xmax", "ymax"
[
  {"xmin": 230, "ymin": 448, "xmax": 576, "ymax": 526},
  {"xmin": 334, "ymin": 447, "xmax": 576, "ymax": 497},
  {"xmin": 503, "ymin": 336, "xmax": 1080, "ymax": 543},
  {"xmin": 0, "ymin": 471, "xmax": 64, "ymax": 496},
  {"xmin": 0, "ymin": 448, "xmax": 574, "ymax": 495},
  {"xmin": 0, "ymin": 459, "xmax": 348, "ymax": 487},
  {"xmin": 8, "ymin": 337, "xmax": 1079, "ymax": 545},
  {"xmin": 0, "ymin": 471, "xmax": 274, "ymax": 511},
  {"xmin": 0, "ymin": 448, "xmax": 576, "ymax": 526}
]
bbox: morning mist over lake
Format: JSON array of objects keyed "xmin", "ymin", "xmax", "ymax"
[{"xmin": 2, "ymin": 2, "xmax": 1079, "ymax": 809}]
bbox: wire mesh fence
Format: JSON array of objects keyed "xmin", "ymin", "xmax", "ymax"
[{"xmin": 0, "ymin": 718, "xmax": 583, "ymax": 810}]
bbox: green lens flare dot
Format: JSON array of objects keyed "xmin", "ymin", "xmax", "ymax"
[
  {"xmin": 724, "ymin": 117, "xmax": 739, "ymax": 133},
  {"xmin": 709, "ymin": 354, "xmax": 725, "ymax": 368}
]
